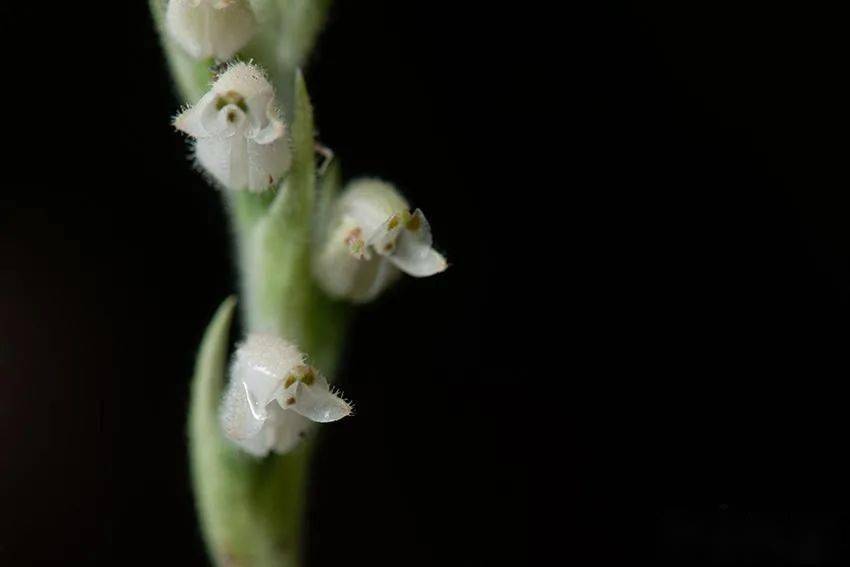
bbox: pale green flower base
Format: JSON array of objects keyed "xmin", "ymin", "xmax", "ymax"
[{"xmin": 150, "ymin": 2, "xmax": 343, "ymax": 565}]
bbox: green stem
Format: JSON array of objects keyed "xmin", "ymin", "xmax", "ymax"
[{"xmin": 151, "ymin": 3, "xmax": 342, "ymax": 564}]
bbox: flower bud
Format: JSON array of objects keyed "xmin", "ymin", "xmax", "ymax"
[
  {"xmin": 174, "ymin": 62, "xmax": 291, "ymax": 192},
  {"xmin": 314, "ymin": 179, "xmax": 448, "ymax": 303},
  {"xmin": 220, "ymin": 334, "xmax": 352, "ymax": 457},
  {"xmin": 165, "ymin": 0, "xmax": 257, "ymax": 61}
]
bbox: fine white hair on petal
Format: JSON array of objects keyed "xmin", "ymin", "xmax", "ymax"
[
  {"xmin": 212, "ymin": 61, "xmax": 275, "ymax": 101},
  {"xmin": 219, "ymin": 372, "xmax": 265, "ymax": 442},
  {"xmin": 290, "ymin": 383, "xmax": 352, "ymax": 423},
  {"xmin": 165, "ymin": 0, "xmax": 257, "ymax": 61}
]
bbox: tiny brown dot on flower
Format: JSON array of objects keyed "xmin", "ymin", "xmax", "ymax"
[
  {"xmin": 300, "ymin": 368, "xmax": 315, "ymax": 386},
  {"xmin": 286, "ymin": 397, "xmax": 296, "ymax": 406},
  {"xmin": 406, "ymin": 213, "xmax": 421, "ymax": 231}
]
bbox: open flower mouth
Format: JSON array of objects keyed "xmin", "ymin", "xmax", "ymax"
[{"xmin": 215, "ymin": 90, "xmax": 248, "ymax": 112}]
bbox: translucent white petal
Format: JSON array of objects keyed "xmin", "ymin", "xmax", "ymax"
[
  {"xmin": 387, "ymin": 209, "xmax": 447, "ymax": 277},
  {"xmin": 214, "ymin": 62, "xmax": 273, "ymax": 101},
  {"xmin": 339, "ymin": 179, "xmax": 410, "ymax": 237},
  {"xmin": 313, "ymin": 217, "xmax": 401, "ymax": 302},
  {"xmin": 245, "ymin": 136, "xmax": 291, "ymax": 192},
  {"xmin": 233, "ymin": 404, "xmax": 311, "ymax": 456},
  {"xmin": 230, "ymin": 334, "xmax": 303, "ymax": 414},
  {"xmin": 195, "ymin": 134, "xmax": 250, "ymax": 190},
  {"xmin": 206, "ymin": 0, "xmax": 257, "ymax": 61},
  {"xmin": 194, "ymin": 135, "xmax": 230, "ymax": 187},
  {"xmin": 166, "ymin": 0, "xmax": 208, "ymax": 59},
  {"xmin": 196, "ymin": 133, "xmax": 286, "ymax": 191},
  {"xmin": 234, "ymin": 421, "xmax": 275, "ymax": 457},
  {"xmin": 166, "ymin": 0, "xmax": 257, "ymax": 61},
  {"xmin": 219, "ymin": 375, "xmax": 265, "ymax": 442},
  {"xmin": 358, "ymin": 257, "xmax": 401, "ymax": 301},
  {"xmin": 289, "ymin": 380, "xmax": 352, "ymax": 423},
  {"xmin": 270, "ymin": 409, "xmax": 312, "ymax": 454},
  {"xmin": 244, "ymin": 93, "xmax": 283, "ymax": 140},
  {"xmin": 251, "ymin": 115, "xmax": 285, "ymax": 145},
  {"xmin": 173, "ymin": 92, "xmax": 217, "ymax": 138}
]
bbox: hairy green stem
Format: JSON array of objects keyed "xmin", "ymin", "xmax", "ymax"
[{"xmin": 151, "ymin": 2, "xmax": 343, "ymax": 565}]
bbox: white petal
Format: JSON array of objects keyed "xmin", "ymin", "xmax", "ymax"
[
  {"xmin": 270, "ymin": 409, "xmax": 312, "ymax": 454},
  {"xmin": 195, "ymin": 134, "xmax": 249, "ymax": 190},
  {"xmin": 219, "ymin": 375, "xmax": 265, "ymax": 442},
  {"xmin": 358, "ymin": 257, "xmax": 401, "ymax": 301},
  {"xmin": 166, "ymin": 0, "xmax": 257, "ymax": 61},
  {"xmin": 251, "ymin": 116, "xmax": 286, "ymax": 145},
  {"xmin": 313, "ymin": 217, "xmax": 401, "ymax": 302},
  {"xmin": 245, "ymin": 136, "xmax": 291, "ymax": 192},
  {"xmin": 289, "ymin": 380, "xmax": 352, "ymax": 423},
  {"xmin": 387, "ymin": 210, "xmax": 447, "ymax": 277},
  {"xmin": 206, "ymin": 0, "xmax": 257, "ymax": 60},
  {"xmin": 173, "ymin": 92, "xmax": 218, "ymax": 138},
  {"xmin": 339, "ymin": 179, "xmax": 410, "ymax": 237},
  {"xmin": 166, "ymin": 0, "xmax": 208, "ymax": 59},
  {"xmin": 214, "ymin": 62, "xmax": 273, "ymax": 101},
  {"xmin": 230, "ymin": 334, "xmax": 303, "ymax": 413},
  {"xmin": 226, "ymin": 404, "xmax": 307, "ymax": 457},
  {"xmin": 196, "ymin": 133, "xmax": 287, "ymax": 191}
]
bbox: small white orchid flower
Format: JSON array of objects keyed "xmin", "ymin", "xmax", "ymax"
[
  {"xmin": 174, "ymin": 62, "xmax": 291, "ymax": 192},
  {"xmin": 314, "ymin": 179, "xmax": 448, "ymax": 303},
  {"xmin": 220, "ymin": 334, "xmax": 352, "ymax": 457},
  {"xmin": 165, "ymin": 0, "xmax": 257, "ymax": 61}
]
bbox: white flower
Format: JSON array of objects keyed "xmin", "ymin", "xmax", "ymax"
[
  {"xmin": 174, "ymin": 62, "xmax": 291, "ymax": 192},
  {"xmin": 165, "ymin": 0, "xmax": 257, "ymax": 61},
  {"xmin": 220, "ymin": 334, "xmax": 352, "ymax": 457},
  {"xmin": 314, "ymin": 179, "xmax": 448, "ymax": 303}
]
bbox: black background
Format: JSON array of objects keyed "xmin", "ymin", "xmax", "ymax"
[{"xmin": 2, "ymin": 1, "xmax": 849, "ymax": 565}]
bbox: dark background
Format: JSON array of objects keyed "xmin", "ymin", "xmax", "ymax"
[{"xmin": 2, "ymin": 1, "xmax": 848, "ymax": 565}]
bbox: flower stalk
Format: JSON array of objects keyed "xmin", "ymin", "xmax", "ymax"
[{"xmin": 151, "ymin": 1, "xmax": 446, "ymax": 565}]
